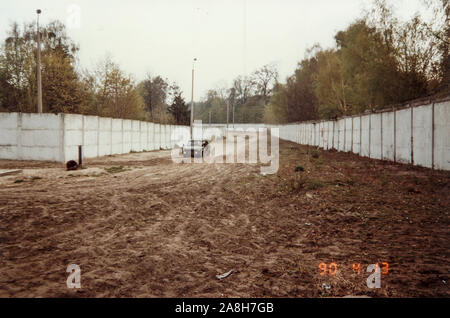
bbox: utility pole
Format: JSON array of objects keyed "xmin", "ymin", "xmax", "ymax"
[
  {"xmin": 36, "ymin": 9, "xmax": 43, "ymax": 113},
  {"xmin": 232, "ymin": 103, "xmax": 235, "ymax": 128},
  {"xmin": 190, "ymin": 58, "xmax": 197, "ymax": 139},
  {"xmin": 226, "ymin": 99, "xmax": 229, "ymax": 129}
]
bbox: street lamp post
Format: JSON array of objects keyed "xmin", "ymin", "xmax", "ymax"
[
  {"xmin": 226, "ymin": 99, "xmax": 229, "ymax": 129},
  {"xmin": 190, "ymin": 58, "xmax": 197, "ymax": 139},
  {"xmin": 36, "ymin": 9, "xmax": 43, "ymax": 113},
  {"xmin": 233, "ymin": 103, "xmax": 235, "ymax": 128}
]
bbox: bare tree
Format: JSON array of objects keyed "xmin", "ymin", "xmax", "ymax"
[{"xmin": 250, "ymin": 63, "xmax": 278, "ymax": 105}]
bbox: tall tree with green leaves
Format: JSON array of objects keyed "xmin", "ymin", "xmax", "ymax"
[
  {"xmin": 0, "ymin": 20, "xmax": 84, "ymax": 113},
  {"xmin": 138, "ymin": 74, "xmax": 169, "ymax": 121},
  {"xmin": 93, "ymin": 57, "xmax": 144, "ymax": 119}
]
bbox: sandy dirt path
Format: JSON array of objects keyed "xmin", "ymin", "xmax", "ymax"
[{"xmin": 0, "ymin": 139, "xmax": 449, "ymax": 297}]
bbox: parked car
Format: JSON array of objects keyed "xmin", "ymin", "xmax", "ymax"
[{"xmin": 182, "ymin": 139, "xmax": 209, "ymax": 158}]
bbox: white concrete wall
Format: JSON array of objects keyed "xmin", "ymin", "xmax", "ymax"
[
  {"xmin": 433, "ymin": 101, "xmax": 450, "ymax": 170},
  {"xmin": 0, "ymin": 98, "xmax": 449, "ymax": 170},
  {"xmin": 370, "ymin": 113, "xmax": 382, "ymax": 160},
  {"xmin": 0, "ymin": 112, "xmax": 186, "ymax": 162},
  {"xmin": 382, "ymin": 112, "xmax": 395, "ymax": 161},
  {"xmin": 140, "ymin": 122, "xmax": 148, "ymax": 151},
  {"xmin": 22, "ymin": 113, "xmax": 64, "ymax": 161},
  {"xmin": 122, "ymin": 119, "xmax": 132, "ymax": 154},
  {"xmin": 270, "ymin": 100, "xmax": 448, "ymax": 170},
  {"xmin": 131, "ymin": 120, "xmax": 140, "ymax": 152},
  {"xmin": 154, "ymin": 124, "xmax": 161, "ymax": 150},
  {"xmin": 0, "ymin": 113, "xmax": 19, "ymax": 160},
  {"xmin": 98, "ymin": 117, "xmax": 112, "ymax": 157},
  {"xmin": 112, "ymin": 118, "xmax": 123, "ymax": 155},
  {"xmin": 337, "ymin": 119, "xmax": 345, "ymax": 151},
  {"xmin": 64, "ymin": 114, "xmax": 83, "ymax": 162},
  {"xmin": 327, "ymin": 121, "xmax": 333, "ymax": 150},
  {"xmin": 352, "ymin": 116, "xmax": 361, "ymax": 155},
  {"xmin": 413, "ymin": 105, "xmax": 433, "ymax": 168},
  {"xmin": 396, "ymin": 108, "xmax": 411, "ymax": 164},
  {"xmin": 148, "ymin": 123, "xmax": 155, "ymax": 150},
  {"xmin": 360, "ymin": 115, "xmax": 370, "ymax": 158},
  {"xmin": 318, "ymin": 122, "xmax": 324, "ymax": 148},
  {"xmin": 83, "ymin": 116, "xmax": 99, "ymax": 158}
]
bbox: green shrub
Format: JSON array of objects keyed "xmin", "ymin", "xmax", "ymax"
[
  {"xmin": 306, "ymin": 179, "xmax": 325, "ymax": 190},
  {"xmin": 311, "ymin": 149, "xmax": 320, "ymax": 159},
  {"xmin": 104, "ymin": 166, "xmax": 126, "ymax": 174},
  {"xmin": 295, "ymin": 165, "xmax": 305, "ymax": 172}
]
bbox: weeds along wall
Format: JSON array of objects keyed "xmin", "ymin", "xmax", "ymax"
[{"xmin": 0, "ymin": 112, "xmax": 186, "ymax": 163}]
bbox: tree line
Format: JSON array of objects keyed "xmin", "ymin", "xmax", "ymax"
[
  {"xmin": 183, "ymin": 0, "xmax": 449, "ymax": 124},
  {"xmin": 195, "ymin": 63, "xmax": 278, "ymax": 124},
  {"xmin": 0, "ymin": 21, "xmax": 190, "ymax": 124},
  {"xmin": 266, "ymin": 0, "xmax": 449, "ymax": 123},
  {"xmin": 0, "ymin": 0, "xmax": 448, "ymax": 124}
]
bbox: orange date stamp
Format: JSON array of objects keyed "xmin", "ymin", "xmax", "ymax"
[{"xmin": 318, "ymin": 262, "xmax": 389, "ymax": 276}]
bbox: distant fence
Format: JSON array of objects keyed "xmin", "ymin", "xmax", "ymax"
[
  {"xmin": 204, "ymin": 97, "xmax": 450, "ymax": 171},
  {"xmin": 0, "ymin": 113, "xmax": 186, "ymax": 163}
]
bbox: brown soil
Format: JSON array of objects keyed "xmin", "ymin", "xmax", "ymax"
[{"xmin": 0, "ymin": 140, "xmax": 449, "ymax": 297}]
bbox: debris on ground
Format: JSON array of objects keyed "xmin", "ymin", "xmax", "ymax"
[
  {"xmin": 0, "ymin": 169, "xmax": 22, "ymax": 177},
  {"xmin": 216, "ymin": 270, "xmax": 234, "ymax": 280},
  {"xmin": 66, "ymin": 160, "xmax": 79, "ymax": 171}
]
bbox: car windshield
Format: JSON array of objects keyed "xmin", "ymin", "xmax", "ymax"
[{"xmin": 189, "ymin": 140, "xmax": 202, "ymax": 146}]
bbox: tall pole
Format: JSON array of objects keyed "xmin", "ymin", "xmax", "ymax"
[
  {"xmin": 190, "ymin": 58, "xmax": 197, "ymax": 139},
  {"xmin": 36, "ymin": 9, "xmax": 43, "ymax": 113},
  {"xmin": 209, "ymin": 110, "xmax": 211, "ymax": 125},
  {"xmin": 232, "ymin": 103, "xmax": 235, "ymax": 128},
  {"xmin": 226, "ymin": 99, "xmax": 229, "ymax": 129}
]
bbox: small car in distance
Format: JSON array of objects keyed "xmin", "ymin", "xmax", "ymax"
[{"xmin": 182, "ymin": 139, "xmax": 209, "ymax": 158}]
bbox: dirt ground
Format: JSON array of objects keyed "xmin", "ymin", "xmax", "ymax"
[{"xmin": 0, "ymin": 139, "xmax": 449, "ymax": 297}]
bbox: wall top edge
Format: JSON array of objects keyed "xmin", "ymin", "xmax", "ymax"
[
  {"xmin": 273, "ymin": 94, "xmax": 450, "ymax": 126},
  {"xmin": 0, "ymin": 112, "xmax": 189, "ymax": 127}
]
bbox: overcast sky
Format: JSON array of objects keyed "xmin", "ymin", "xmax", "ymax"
[{"xmin": 0, "ymin": 0, "xmax": 427, "ymax": 100}]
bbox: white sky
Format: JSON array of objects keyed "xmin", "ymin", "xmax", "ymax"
[{"xmin": 0, "ymin": 0, "xmax": 427, "ymax": 101}]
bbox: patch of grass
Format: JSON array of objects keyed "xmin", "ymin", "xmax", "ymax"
[
  {"xmin": 381, "ymin": 174, "xmax": 391, "ymax": 186},
  {"xmin": 412, "ymin": 175, "xmax": 422, "ymax": 185},
  {"xmin": 284, "ymin": 173, "xmax": 308, "ymax": 192},
  {"xmin": 332, "ymin": 178, "xmax": 356, "ymax": 187},
  {"xmin": 306, "ymin": 179, "xmax": 326, "ymax": 190},
  {"xmin": 295, "ymin": 165, "xmax": 305, "ymax": 172},
  {"xmin": 13, "ymin": 179, "xmax": 24, "ymax": 183},
  {"xmin": 363, "ymin": 161, "xmax": 373, "ymax": 169},
  {"xmin": 104, "ymin": 166, "xmax": 126, "ymax": 174},
  {"xmin": 311, "ymin": 149, "xmax": 320, "ymax": 159},
  {"xmin": 313, "ymin": 157, "xmax": 325, "ymax": 166}
]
